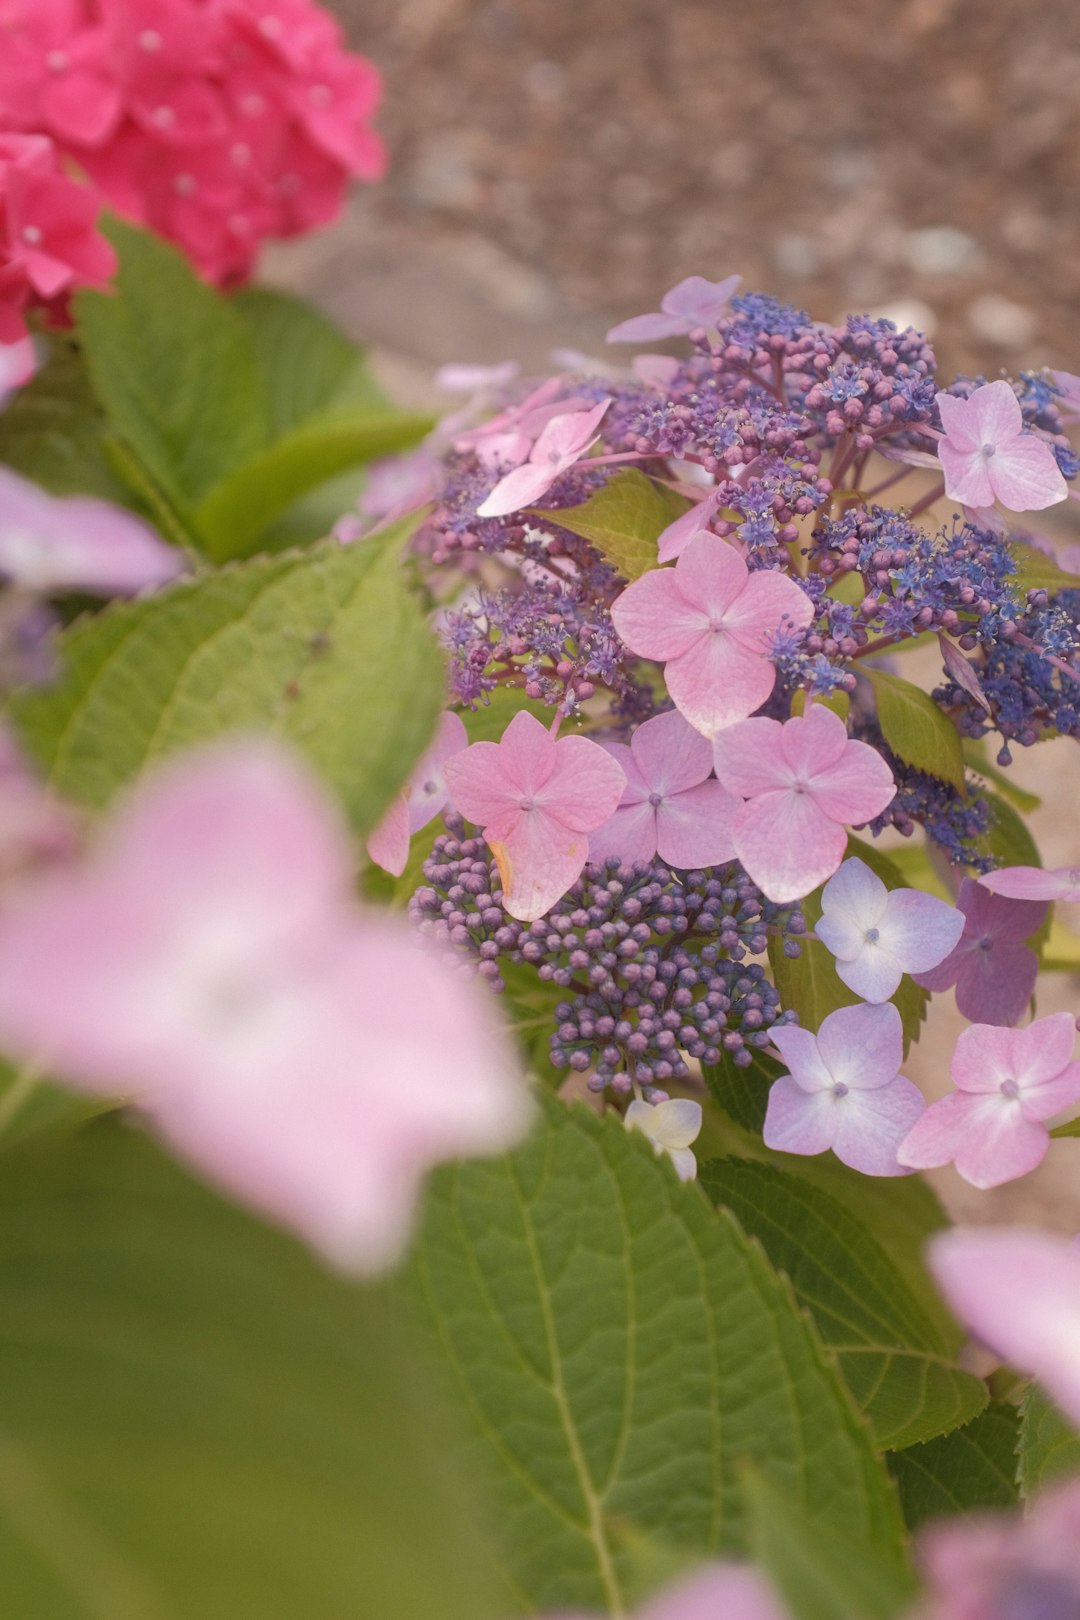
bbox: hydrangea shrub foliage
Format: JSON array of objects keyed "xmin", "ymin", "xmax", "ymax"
[{"xmin": 0, "ymin": 15, "xmax": 1080, "ymax": 1620}]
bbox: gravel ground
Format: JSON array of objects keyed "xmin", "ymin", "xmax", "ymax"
[{"xmin": 271, "ymin": 0, "xmax": 1080, "ymax": 1227}]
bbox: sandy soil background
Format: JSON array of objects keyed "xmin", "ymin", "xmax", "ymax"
[{"xmin": 270, "ymin": 0, "xmax": 1080, "ymax": 1227}]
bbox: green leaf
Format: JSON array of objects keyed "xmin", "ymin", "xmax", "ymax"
[
  {"xmin": 700, "ymin": 1158, "xmax": 988, "ymax": 1449},
  {"xmin": 702, "ymin": 1046, "xmax": 778, "ymax": 1134},
  {"xmin": 75, "ymin": 220, "xmax": 269, "ymax": 520},
  {"xmin": 863, "ymin": 667, "xmax": 966, "ymax": 792},
  {"xmin": 229, "ymin": 285, "xmax": 389, "ymax": 436},
  {"xmin": 745, "ymin": 1471, "xmax": 913, "ymax": 1620},
  {"xmin": 8, "ymin": 515, "xmax": 443, "ymax": 838},
  {"xmin": 1017, "ymin": 1384, "xmax": 1080, "ymax": 1498},
  {"xmin": 407, "ymin": 1100, "xmax": 905, "ymax": 1615},
  {"xmin": 0, "ymin": 339, "xmax": 128, "ymax": 501},
  {"xmin": 0, "ymin": 1120, "xmax": 495, "ymax": 1620},
  {"xmin": 974, "ymin": 790, "xmax": 1042, "ymax": 871},
  {"xmin": 193, "ymin": 410, "xmax": 435, "ymax": 563},
  {"xmin": 1008, "ymin": 541, "xmax": 1080, "ymax": 595},
  {"xmin": 537, "ymin": 469, "xmax": 690, "ymax": 580},
  {"xmin": 888, "ymin": 1403, "xmax": 1020, "ymax": 1528}
]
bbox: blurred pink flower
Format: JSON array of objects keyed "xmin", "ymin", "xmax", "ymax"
[
  {"xmin": 913, "ymin": 877, "xmax": 1047, "ymax": 1027},
  {"xmin": 444, "ymin": 709, "xmax": 625, "ymax": 922},
  {"xmin": 611, "ymin": 535, "xmax": 814, "ymax": 739},
  {"xmin": 0, "ymin": 335, "xmax": 35, "ymax": 403},
  {"xmin": 366, "ymin": 710, "xmax": 468, "ymax": 877},
  {"xmin": 936, "ymin": 381, "xmax": 1067, "ymax": 513},
  {"xmin": 0, "ymin": 739, "xmax": 531, "ymax": 1269},
  {"xmin": 980, "ymin": 864, "xmax": 1080, "ymax": 904},
  {"xmin": 711, "ymin": 706, "xmax": 896, "ymax": 903},
  {"xmin": 606, "ymin": 274, "xmax": 742, "ymax": 344},
  {"xmin": 928, "ymin": 1226, "xmax": 1080, "ymax": 1427},
  {"xmin": 916, "ymin": 1478, "xmax": 1080, "ymax": 1620},
  {"xmin": 0, "ymin": 132, "xmax": 115, "ymax": 339},
  {"xmin": 0, "ymin": 719, "xmax": 76, "ymax": 881},
  {"xmin": 898, "ymin": 1012, "xmax": 1080, "ymax": 1188},
  {"xmin": 551, "ymin": 1561, "xmax": 788, "ymax": 1620},
  {"xmin": 0, "ymin": 466, "xmax": 184, "ymax": 596},
  {"xmin": 476, "ymin": 400, "xmax": 610, "ymax": 518},
  {"xmin": 816, "ymin": 855, "xmax": 964, "ymax": 1003},
  {"xmin": 588, "ymin": 708, "xmax": 739, "ymax": 870},
  {"xmin": 764, "ymin": 1001, "xmax": 924, "ymax": 1177}
]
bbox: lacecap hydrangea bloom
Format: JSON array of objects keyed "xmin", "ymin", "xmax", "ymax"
[
  {"xmin": 0, "ymin": 0, "xmax": 386, "ymax": 285},
  {"xmin": 353, "ymin": 272, "xmax": 1080, "ymax": 1174}
]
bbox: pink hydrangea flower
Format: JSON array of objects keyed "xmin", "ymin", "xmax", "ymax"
[
  {"xmin": 0, "ymin": 739, "xmax": 531, "ymax": 1270},
  {"xmin": 711, "ymin": 706, "xmax": 896, "ymax": 904},
  {"xmin": 912, "ymin": 877, "xmax": 1047, "ymax": 1027},
  {"xmin": 443, "ymin": 709, "xmax": 626, "ymax": 922},
  {"xmin": 606, "ymin": 274, "xmax": 742, "ymax": 344},
  {"xmin": 0, "ymin": 132, "xmax": 115, "ymax": 339},
  {"xmin": 764, "ymin": 1001, "xmax": 925, "ymax": 1177},
  {"xmin": 551, "ymin": 1562, "xmax": 788, "ymax": 1620},
  {"xmin": 0, "ymin": 0, "xmax": 386, "ymax": 286},
  {"xmin": 928, "ymin": 1226, "xmax": 1080, "ymax": 1428},
  {"xmin": 979, "ymin": 864, "xmax": 1080, "ymax": 903},
  {"xmin": 656, "ymin": 485, "xmax": 726, "ymax": 564},
  {"xmin": 475, "ymin": 400, "xmax": 611, "ymax": 519},
  {"xmin": 916, "ymin": 1476, "xmax": 1080, "ymax": 1620},
  {"xmin": 610, "ymin": 535, "xmax": 814, "ymax": 740},
  {"xmin": 816, "ymin": 855, "xmax": 964, "ymax": 1002},
  {"xmin": 0, "ymin": 466, "xmax": 184, "ymax": 595},
  {"xmin": 365, "ymin": 710, "xmax": 468, "ymax": 877},
  {"xmin": 936, "ymin": 380, "xmax": 1067, "ymax": 513},
  {"xmin": 898, "ymin": 1012, "xmax": 1080, "ymax": 1188},
  {"xmin": 1050, "ymin": 368, "xmax": 1080, "ymax": 418},
  {"xmin": 588, "ymin": 709, "xmax": 739, "ymax": 870}
]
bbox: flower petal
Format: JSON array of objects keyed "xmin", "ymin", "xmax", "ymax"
[
  {"xmin": 491, "ymin": 807, "xmax": 591, "ymax": 921},
  {"xmin": 665, "ymin": 629, "xmax": 778, "ymax": 738},
  {"xmin": 991, "ymin": 433, "xmax": 1068, "ymax": 512},
  {"xmin": 768, "ymin": 1024, "xmax": 834, "ymax": 1092},
  {"xmin": 655, "ymin": 780, "xmax": 738, "ymax": 868},
  {"xmin": 711, "ymin": 717, "xmax": 792, "ymax": 796},
  {"xmin": 541, "ymin": 734, "xmax": 627, "ymax": 832},
  {"xmin": 980, "ymin": 865, "xmax": 1080, "ymax": 904},
  {"xmin": 830, "ymin": 1077, "xmax": 925, "ymax": 1176},
  {"xmin": 476, "ymin": 460, "xmax": 565, "ymax": 518},
  {"xmin": 732, "ymin": 790, "xmax": 847, "ymax": 903},
  {"xmin": 589, "ymin": 800, "xmax": 657, "ymax": 867},
  {"xmin": 816, "ymin": 1001, "xmax": 903, "ymax": 1092},
  {"xmin": 610, "ymin": 566, "xmax": 709, "ymax": 660},
  {"xmin": 763, "ymin": 1077, "xmax": 837, "ymax": 1157},
  {"xmin": 630, "ymin": 708, "xmax": 712, "ymax": 795}
]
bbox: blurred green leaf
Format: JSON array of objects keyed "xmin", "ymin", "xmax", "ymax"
[
  {"xmin": 229, "ymin": 285, "xmax": 389, "ymax": 435},
  {"xmin": 864, "ymin": 668, "xmax": 965, "ymax": 792},
  {"xmin": 407, "ymin": 1100, "xmax": 905, "ymax": 1615},
  {"xmin": 0, "ymin": 1120, "xmax": 496, "ymax": 1620},
  {"xmin": 539, "ymin": 469, "xmax": 689, "ymax": 580},
  {"xmin": 1007, "ymin": 541, "xmax": 1080, "ymax": 595},
  {"xmin": 0, "ymin": 340, "xmax": 128, "ymax": 501},
  {"xmin": 888, "ymin": 1403, "xmax": 1019, "ymax": 1528},
  {"xmin": 701, "ymin": 1158, "xmax": 987, "ymax": 1449},
  {"xmin": 1017, "ymin": 1384, "xmax": 1080, "ymax": 1498},
  {"xmin": 702, "ymin": 1045, "xmax": 777, "ymax": 1134},
  {"xmin": 9, "ymin": 514, "xmax": 442, "ymax": 838}
]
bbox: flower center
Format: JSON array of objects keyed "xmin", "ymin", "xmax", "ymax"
[
  {"xmin": 21, "ymin": 226, "xmax": 42, "ymax": 245},
  {"xmin": 981, "ymin": 442, "xmax": 996, "ymax": 460},
  {"xmin": 139, "ymin": 28, "xmax": 162, "ymax": 50},
  {"xmin": 832, "ymin": 1081, "xmax": 849, "ymax": 1099},
  {"xmin": 46, "ymin": 49, "xmax": 68, "ymax": 71},
  {"xmin": 864, "ymin": 926, "xmax": 880, "ymax": 945},
  {"xmin": 1000, "ymin": 1077, "xmax": 1021, "ymax": 1100},
  {"xmin": 648, "ymin": 791, "xmax": 664, "ymax": 808}
]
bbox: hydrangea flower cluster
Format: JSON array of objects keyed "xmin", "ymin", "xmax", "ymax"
[
  {"xmin": 0, "ymin": 0, "xmax": 385, "ymax": 284},
  {"xmin": 0, "ymin": 130, "xmax": 115, "ymax": 340}
]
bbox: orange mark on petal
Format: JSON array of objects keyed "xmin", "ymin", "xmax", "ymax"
[{"xmin": 489, "ymin": 838, "xmax": 513, "ymax": 897}]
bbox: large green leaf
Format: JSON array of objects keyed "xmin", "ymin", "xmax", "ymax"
[
  {"xmin": 537, "ymin": 470, "xmax": 690, "ymax": 580},
  {"xmin": 0, "ymin": 340, "xmax": 127, "ymax": 501},
  {"xmin": 194, "ymin": 411, "xmax": 434, "ymax": 563},
  {"xmin": 888, "ymin": 1403, "xmax": 1019, "ymax": 1528},
  {"xmin": 0, "ymin": 1121, "xmax": 495, "ymax": 1620},
  {"xmin": 864, "ymin": 668, "xmax": 965, "ymax": 792},
  {"xmin": 1017, "ymin": 1384, "xmax": 1080, "ymax": 1498},
  {"xmin": 700, "ymin": 1158, "xmax": 987, "ymax": 1449},
  {"xmin": 407, "ymin": 1101, "xmax": 905, "ymax": 1615},
  {"xmin": 702, "ymin": 1046, "xmax": 777, "ymax": 1134},
  {"xmin": 745, "ymin": 1471, "xmax": 912, "ymax": 1620},
  {"xmin": 75, "ymin": 220, "xmax": 269, "ymax": 520},
  {"xmin": 229, "ymin": 285, "xmax": 389, "ymax": 436},
  {"xmin": 8, "ymin": 516, "xmax": 443, "ymax": 837}
]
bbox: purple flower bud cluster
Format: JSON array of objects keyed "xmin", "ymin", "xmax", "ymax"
[
  {"xmin": 410, "ymin": 816, "xmax": 804, "ymax": 1095},
  {"xmin": 857, "ymin": 729, "xmax": 994, "ymax": 869}
]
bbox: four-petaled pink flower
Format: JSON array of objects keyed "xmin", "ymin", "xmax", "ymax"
[
  {"xmin": 928, "ymin": 1227, "xmax": 1080, "ymax": 1429},
  {"xmin": 606, "ymin": 274, "xmax": 742, "ymax": 344},
  {"xmin": 443, "ymin": 709, "xmax": 626, "ymax": 921},
  {"xmin": 711, "ymin": 706, "xmax": 896, "ymax": 903},
  {"xmin": 764, "ymin": 1002, "xmax": 925, "ymax": 1177},
  {"xmin": 610, "ymin": 535, "xmax": 814, "ymax": 740},
  {"xmin": 912, "ymin": 876, "xmax": 1047, "ymax": 1027},
  {"xmin": 475, "ymin": 400, "xmax": 610, "ymax": 519},
  {"xmin": 816, "ymin": 855, "xmax": 964, "ymax": 1003},
  {"xmin": 366, "ymin": 710, "xmax": 468, "ymax": 877},
  {"xmin": 980, "ymin": 863, "xmax": 1080, "ymax": 904},
  {"xmin": 0, "ymin": 466, "xmax": 184, "ymax": 596},
  {"xmin": 898, "ymin": 1012, "xmax": 1080, "ymax": 1188},
  {"xmin": 936, "ymin": 380, "xmax": 1067, "ymax": 513},
  {"xmin": 589, "ymin": 709, "xmax": 739, "ymax": 870},
  {"xmin": 0, "ymin": 739, "xmax": 531, "ymax": 1270}
]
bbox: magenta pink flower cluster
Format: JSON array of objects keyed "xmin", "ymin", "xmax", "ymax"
[{"xmin": 0, "ymin": 0, "xmax": 385, "ymax": 287}]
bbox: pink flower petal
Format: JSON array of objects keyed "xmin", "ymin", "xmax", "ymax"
[
  {"xmin": 722, "ymin": 566, "xmax": 814, "ymax": 651},
  {"xmin": 629, "ymin": 708, "xmax": 713, "ymax": 795},
  {"xmin": 364, "ymin": 791, "xmax": 409, "ymax": 877},
  {"xmin": 476, "ymin": 459, "xmax": 566, "ymax": 519},
  {"xmin": 540, "ymin": 734, "xmax": 626, "ymax": 832},
  {"xmin": 953, "ymin": 936, "xmax": 1038, "ymax": 1027},
  {"xmin": 938, "ymin": 441, "xmax": 995, "ymax": 509},
  {"xmin": 807, "ymin": 740, "xmax": 896, "ymax": 825},
  {"xmin": 991, "ymin": 433, "xmax": 1068, "ymax": 512},
  {"xmin": 980, "ymin": 864, "xmax": 1080, "ymax": 903},
  {"xmin": 816, "ymin": 1001, "xmax": 903, "ymax": 1091},
  {"xmin": 490, "ymin": 806, "xmax": 592, "ymax": 922},
  {"xmin": 654, "ymin": 780, "xmax": 738, "ymax": 868},
  {"xmin": 898, "ymin": 1091, "xmax": 1048, "ymax": 1188},
  {"xmin": 605, "ymin": 310, "xmax": 692, "ymax": 344},
  {"xmin": 966, "ymin": 378, "xmax": 1024, "ymax": 444},
  {"xmin": 611, "ymin": 567, "xmax": 710, "ymax": 661},
  {"xmin": 769, "ymin": 1024, "xmax": 834, "ymax": 1092},
  {"xmin": 665, "ymin": 625, "xmax": 779, "ymax": 738},
  {"xmin": 731, "ymin": 789, "xmax": 847, "ymax": 903},
  {"xmin": 657, "ymin": 488, "xmax": 724, "ymax": 564},
  {"xmin": 711, "ymin": 717, "xmax": 791, "ymax": 797},
  {"xmin": 830, "ymin": 1077, "xmax": 925, "ymax": 1176},
  {"xmin": 763, "ymin": 1075, "xmax": 838, "ymax": 1157},
  {"xmin": 935, "ymin": 390, "xmax": 981, "ymax": 450},
  {"xmin": 443, "ymin": 739, "xmax": 521, "ymax": 836},
  {"xmin": 589, "ymin": 799, "xmax": 658, "ymax": 867},
  {"xmin": 407, "ymin": 710, "xmax": 469, "ymax": 835}
]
